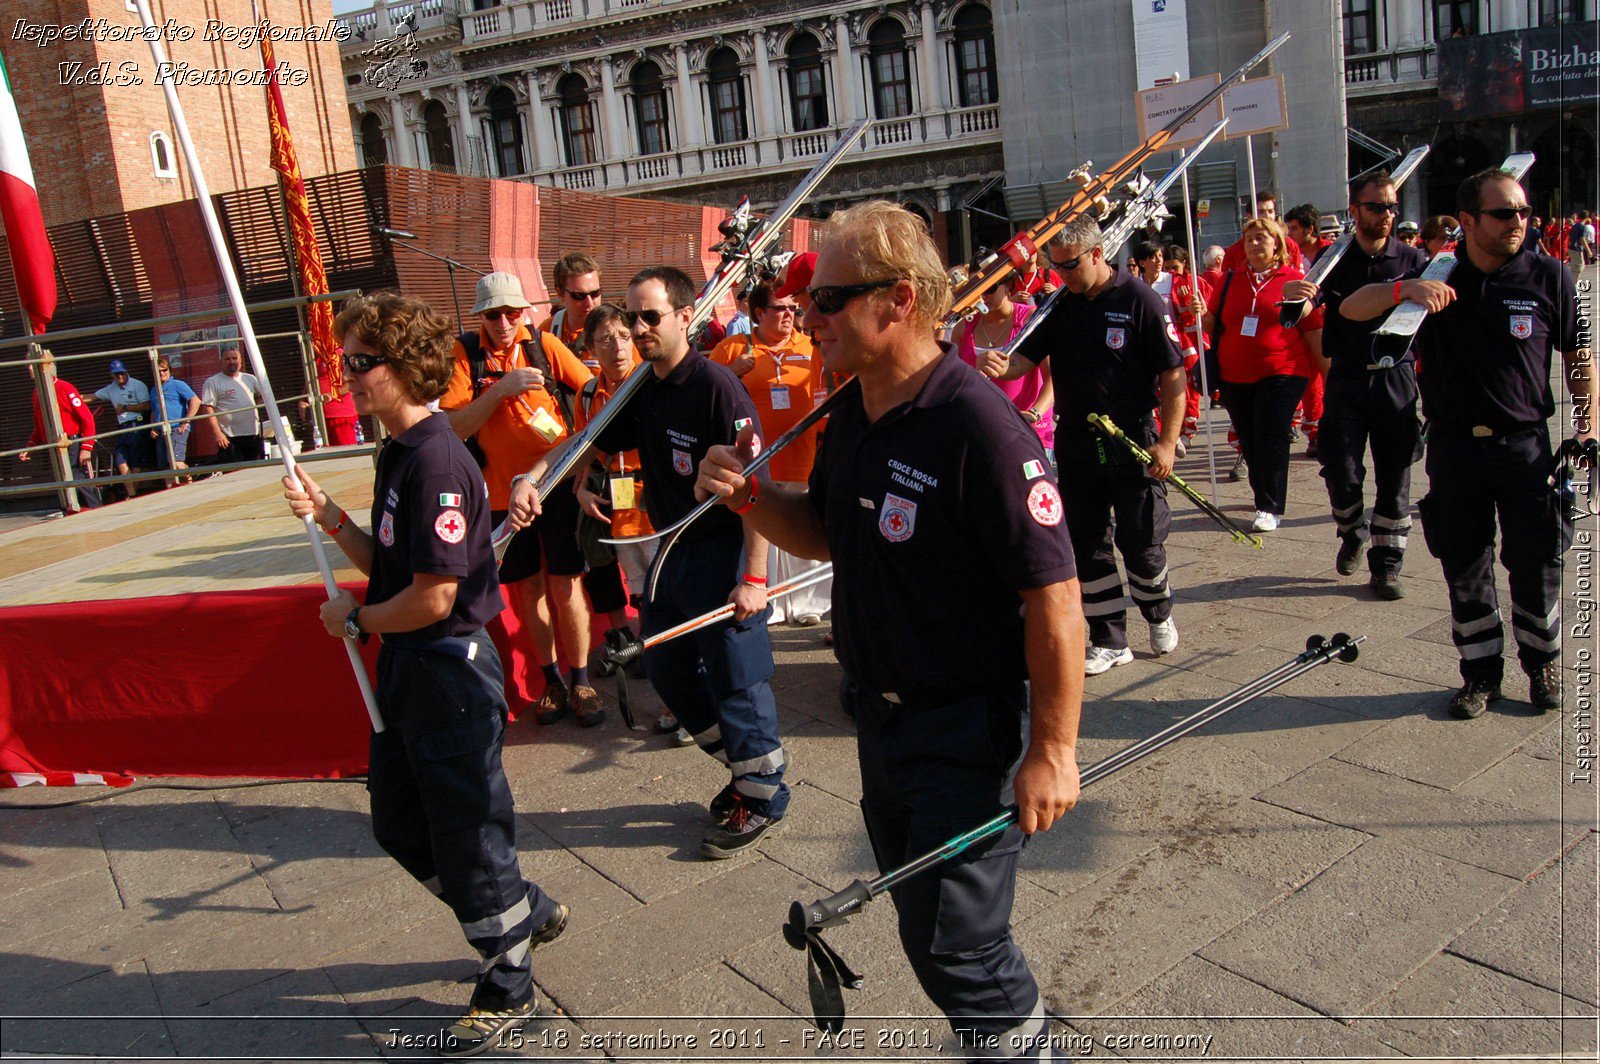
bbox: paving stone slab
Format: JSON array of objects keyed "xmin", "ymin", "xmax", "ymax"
[
  {"xmin": 1259, "ymin": 759, "xmax": 1587, "ymax": 879},
  {"xmin": 227, "ymin": 803, "xmax": 392, "ymax": 910},
  {"xmin": 1144, "ymin": 791, "xmax": 1370, "ymax": 894},
  {"xmin": 1333, "ymin": 696, "xmax": 1557, "ymax": 789},
  {"xmin": 0, "ymin": 865, "xmax": 125, "ymax": 952},
  {"xmin": 1167, "ymin": 695, "xmax": 1387, "ymax": 797},
  {"xmin": 1070, "ymin": 955, "xmax": 1396, "ymax": 1060},
  {"xmin": 597, "ymin": 961, "xmax": 815, "ymax": 1061},
  {"xmin": 1454, "ymin": 750, "xmax": 1597, "ymax": 831},
  {"xmin": 758, "ymin": 719, "xmax": 863, "ymax": 810},
  {"xmin": 1355, "ymin": 951, "xmax": 1597, "ymax": 1059},
  {"xmin": 0, "ymin": 960, "xmax": 176, "ymax": 1058},
  {"xmin": 1191, "ymin": 643, "xmax": 1447, "ymax": 720},
  {"xmin": 0, "ymin": 803, "xmax": 114, "ymax": 891},
  {"xmin": 1451, "ymin": 833, "xmax": 1599, "ymax": 1006},
  {"xmin": 161, "ymin": 966, "xmax": 376, "ymax": 1060},
  {"xmin": 212, "ymin": 780, "xmax": 371, "ymax": 830},
  {"xmin": 1015, "ymin": 845, "xmax": 1280, "ymax": 1016},
  {"xmin": 319, "ymin": 910, "xmax": 477, "ymax": 1017},
  {"xmin": 1198, "ymin": 836, "xmax": 1516, "ymax": 1015}
]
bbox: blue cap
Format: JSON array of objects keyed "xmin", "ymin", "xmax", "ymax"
[{"xmin": 109, "ymin": 359, "xmax": 128, "ymax": 375}]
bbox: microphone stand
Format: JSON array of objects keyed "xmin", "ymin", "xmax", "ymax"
[{"xmin": 373, "ymin": 226, "xmax": 485, "ymax": 332}]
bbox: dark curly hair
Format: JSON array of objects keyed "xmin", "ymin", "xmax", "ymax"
[{"xmin": 333, "ymin": 292, "xmax": 457, "ymax": 403}]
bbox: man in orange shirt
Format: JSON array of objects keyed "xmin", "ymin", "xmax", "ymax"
[
  {"xmin": 441, "ymin": 272, "xmax": 603, "ymax": 727},
  {"xmin": 709, "ymin": 282, "xmax": 831, "ymax": 625},
  {"xmin": 540, "ymin": 252, "xmax": 606, "ymax": 372}
]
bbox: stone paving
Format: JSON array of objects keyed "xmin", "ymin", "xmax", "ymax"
[{"xmin": 2, "ymin": 392, "xmax": 1597, "ymax": 1062}]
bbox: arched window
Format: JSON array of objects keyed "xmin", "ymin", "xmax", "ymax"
[
  {"xmin": 559, "ymin": 73, "xmax": 597, "ymax": 166},
  {"xmin": 868, "ymin": 20, "xmax": 912, "ymax": 119},
  {"xmin": 150, "ymin": 131, "xmax": 177, "ymax": 178},
  {"xmin": 707, "ymin": 47, "xmax": 748, "ymax": 144},
  {"xmin": 953, "ymin": 5, "xmax": 997, "ymax": 106},
  {"xmin": 631, "ymin": 60, "xmax": 671, "ymax": 156},
  {"xmin": 359, "ymin": 112, "xmax": 388, "ymax": 167},
  {"xmin": 423, "ymin": 100, "xmax": 456, "ymax": 171},
  {"xmin": 787, "ymin": 33, "xmax": 829, "ymax": 132},
  {"xmin": 487, "ymin": 87, "xmax": 524, "ymax": 175}
]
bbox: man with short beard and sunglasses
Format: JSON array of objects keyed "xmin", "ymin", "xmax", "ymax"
[
  {"xmin": 1342, "ymin": 167, "xmax": 1596, "ymax": 721},
  {"xmin": 1292, "ymin": 170, "xmax": 1428, "ymax": 600}
]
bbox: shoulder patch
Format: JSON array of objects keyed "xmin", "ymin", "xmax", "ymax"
[
  {"xmin": 439, "ymin": 492, "xmax": 463, "ymax": 508},
  {"xmin": 1027, "ymin": 480, "xmax": 1063, "ymax": 527},
  {"xmin": 879, "ymin": 493, "xmax": 917, "ymax": 542},
  {"xmin": 434, "ymin": 509, "xmax": 467, "ymax": 544}
]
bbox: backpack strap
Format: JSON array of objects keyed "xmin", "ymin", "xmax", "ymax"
[{"xmin": 459, "ymin": 331, "xmax": 489, "ymax": 399}]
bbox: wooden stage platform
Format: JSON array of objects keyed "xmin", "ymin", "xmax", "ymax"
[{"xmin": 0, "ymin": 455, "xmax": 377, "ymax": 608}]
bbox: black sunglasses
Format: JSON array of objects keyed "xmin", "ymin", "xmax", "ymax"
[
  {"xmin": 564, "ymin": 287, "xmax": 603, "ymax": 301},
  {"xmin": 1473, "ymin": 205, "xmax": 1532, "ymax": 222},
  {"xmin": 622, "ymin": 307, "xmax": 684, "ymax": 329},
  {"xmin": 342, "ymin": 351, "xmax": 392, "ymax": 374},
  {"xmin": 481, "ymin": 308, "xmax": 523, "ymax": 321},
  {"xmin": 1358, "ymin": 201, "xmax": 1399, "ymax": 214},
  {"xmin": 1050, "ymin": 250, "xmax": 1091, "ymax": 272},
  {"xmin": 807, "ymin": 279, "xmax": 899, "ymax": 315}
]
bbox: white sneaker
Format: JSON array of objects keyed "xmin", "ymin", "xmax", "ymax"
[
  {"xmin": 1174, "ymin": 437, "xmax": 1188, "ymax": 458},
  {"xmin": 1084, "ymin": 645, "xmax": 1135, "ymax": 675},
  {"xmin": 1150, "ymin": 618, "xmax": 1179, "ymax": 655},
  {"xmin": 1251, "ymin": 511, "xmax": 1279, "ymax": 532}
]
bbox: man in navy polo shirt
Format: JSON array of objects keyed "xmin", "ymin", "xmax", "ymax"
[
  {"xmin": 697, "ymin": 201, "xmax": 1086, "ymax": 1061},
  {"xmin": 981, "ymin": 215, "xmax": 1186, "ymax": 675},
  {"xmin": 511, "ymin": 266, "xmax": 789, "ymax": 860},
  {"xmin": 1342, "ymin": 167, "xmax": 1595, "ymax": 719},
  {"xmin": 1300, "ymin": 169, "xmax": 1428, "ymax": 599},
  {"xmin": 285, "ymin": 292, "xmax": 567, "ymax": 1055}
]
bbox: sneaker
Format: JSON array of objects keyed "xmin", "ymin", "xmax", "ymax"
[
  {"xmin": 1527, "ymin": 661, "xmax": 1562, "ymax": 711},
  {"xmin": 441, "ymin": 999, "xmax": 537, "ymax": 1057},
  {"xmin": 1229, "ymin": 453, "xmax": 1247, "ymax": 482},
  {"xmin": 709, "ymin": 781, "xmax": 739, "ymax": 825},
  {"xmin": 1335, "ymin": 536, "xmax": 1361, "ymax": 576},
  {"xmin": 673, "ymin": 726, "xmax": 696, "ymax": 747},
  {"xmin": 1084, "ymin": 645, "xmax": 1135, "ymax": 675},
  {"xmin": 530, "ymin": 902, "xmax": 569, "ymax": 947},
  {"xmin": 1369, "ymin": 572, "xmax": 1405, "ymax": 600},
  {"xmin": 1449, "ymin": 679, "xmax": 1502, "ymax": 720},
  {"xmin": 653, "ymin": 711, "xmax": 680, "ymax": 735},
  {"xmin": 700, "ymin": 797, "xmax": 784, "ymax": 859},
  {"xmin": 1289, "ymin": 424, "xmax": 1302, "ymax": 442},
  {"xmin": 1251, "ymin": 511, "xmax": 1279, "ymax": 532},
  {"xmin": 534, "ymin": 684, "xmax": 569, "ymax": 726},
  {"xmin": 1174, "ymin": 436, "xmax": 1189, "ymax": 458},
  {"xmin": 1149, "ymin": 618, "xmax": 1179, "ymax": 655},
  {"xmin": 570, "ymin": 685, "xmax": 606, "ymax": 727},
  {"xmin": 794, "ymin": 613, "xmax": 822, "ymax": 627}
]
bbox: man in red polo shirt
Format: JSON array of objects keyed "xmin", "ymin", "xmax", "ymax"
[{"xmin": 21, "ymin": 358, "xmax": 103, "ymax": 510}]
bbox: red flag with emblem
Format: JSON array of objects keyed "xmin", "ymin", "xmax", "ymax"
[{"xmin": 261, "ymin": 31, "xmax": 343, "ymax": 399}]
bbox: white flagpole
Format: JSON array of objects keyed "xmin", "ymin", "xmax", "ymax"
[{"xmin": 134, "ymin": 1, "xmax": 383, "ymax": 732}]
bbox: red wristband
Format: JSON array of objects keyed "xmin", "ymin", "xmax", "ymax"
[
  {"xmin": 322, "ymin": 509, "xmax": 348, "ymax": 536},
  {"xmin": 1393, "ymin": 279, "xmax": 1404, "ymax": 304},
  {"xmin": 732, "ymin": 477, "xmax": 758, "ymax": 515},
  {"xmin": 741, "ymin": 573, "xmax": 767, "ymax": 586}
]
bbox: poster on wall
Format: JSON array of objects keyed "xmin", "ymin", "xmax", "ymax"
[
  {"xmin": 1439, "ymin": 22, "xmax": 1599, "ymax": 117},
  {"xmin": 1131, "ymin": 0, "xmax": 1190, "ymax": 90}
]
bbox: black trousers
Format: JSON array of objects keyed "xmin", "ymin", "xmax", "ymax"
[
  {"xmin": 1318, "ymin": 372, "xmax": 1421, "ymax": 578},
  {"xmin": 854, "ymin": 683, "xmax": 1061, "ymax": 1062},
  {"xmin": 369, "ymin": 631, "xmax": 559, "ymax": 1009},
  {"xmin": 1220, "ymin": 375, "xmax": 1307, "ymax": 516},
  {"xmin": 1056, "ymin": 428, "xmax": 1172, "ymax": 650},
  {"xmin": 1418, "ymin": 425, "xmax": 1571, "ymax": 684}
]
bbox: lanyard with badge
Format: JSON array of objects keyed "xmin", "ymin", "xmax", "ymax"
[
  {"xmin": 766, "ymin": 335, "xmax": 797, "ymax": 411},
  {"xmin": 1239, "ymin": 268, "xmax": 1277, "ymax": 338}
]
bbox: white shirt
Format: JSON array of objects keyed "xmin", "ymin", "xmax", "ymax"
[
  {"xmin": 201, "ymin": 371, "xmax": 262, "ymax": 437},
  {"xmin": 95, "ymin": 378, "xmax": 150, "ymax": 425}
]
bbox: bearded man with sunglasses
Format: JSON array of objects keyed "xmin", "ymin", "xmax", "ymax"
[
  {"xmin": 511, "ymin": 266, "xmax": 789, "ymax": 860},
  {"xmin": 1343, "ymin": 167, "xmax": 1595, "ymax": 720},
  {"xmin": 1293, "ymin": 170, "xmax": 1428, "ymax": 599},
  {"xmin": 697, "ymin": 202, "xmax": 1085, "ymax": 1061}
]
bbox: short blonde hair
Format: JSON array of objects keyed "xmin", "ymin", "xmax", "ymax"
[
  {"xmin": 823, "ymin": 201, "xmax": 951, "ymax": 328},
  {"xmin": 1241, "ymin": 216, "xmax": 1291, "ymax": 269}
]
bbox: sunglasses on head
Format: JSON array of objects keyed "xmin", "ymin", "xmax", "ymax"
[
  {"xmin": 622, "ymin": 307, "xmax": 682, "ymax": 328},
  {"xmin": 342, "ymin": 351, "xmax": 392, "ymax": 374},
  {"xmin": 1359, "ymin": 201, "xmax": 1399, "ymax": 214},
  {"xmin": 564, "ymin": 287, "xmax": 603, "ymax": 301},
  {"xmin": 807, "ymin": 279, "xmax": 899, "ymax": 315},
  {"xmin": 1473, "ymin": 205, "xmax": 1532, "ymax": 221},
  {"xmin": 481, "ymin": 308, "xmax": 522, "ymax": 322}
]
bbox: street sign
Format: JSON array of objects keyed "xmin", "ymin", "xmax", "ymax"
[
  {"xmin": 1222, "ymin": 74, "xmax": 1289, "ymax": 138},
  {"xmin": 1134, "ymin": 73, "xmax": 1223, "ymax": 152},
  {"xmin": 1198, "ymin": 198, "xmax": 1211, "ymax": 219}
]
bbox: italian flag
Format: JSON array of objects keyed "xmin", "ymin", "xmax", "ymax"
[{"xmin": 0, "ymin": 50, "xmax": 56, "ymax": 334}]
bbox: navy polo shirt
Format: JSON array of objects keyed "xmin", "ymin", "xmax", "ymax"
[
  {"xmin": 1323, "ymin": 237, "xmax": 1428, "ymax": 375},
  {"xmin": 367, "ymin": 412, "xmax": 503, "ymax": 638},
  {"xmin": 1014, "ymin": 266, "xmax": 1184, "ymax": 439},
  {"xmin": 808, "ymin": 346, "xmax": 1078, "ymax": 701},
  {"xmin": 1412, "ymin": 246, "xmax": 1579, "ymax": 433},
  {"xmin": 594, "ymin": 353, "xmax": 760, "ymax": 544}
]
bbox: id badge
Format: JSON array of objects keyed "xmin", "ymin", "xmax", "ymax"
[
  {"xmin": 609, "ymin": 473, "xmax": 636, "ymax": 510},
  {"xmin": 528, "ymin": 406, "xmax": 564, "ymax": 443},
  {"xmin": 770, "ymin": 384, "xmax": 791, "ymax": 410},
  {"xmin": 1240, "ymin": 315, "xmax": 1260, "ymax": 338}
]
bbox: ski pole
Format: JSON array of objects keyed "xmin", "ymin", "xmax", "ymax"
[{"xmin": 1088, "ymin": 413, "xmax": 1263, "ymax": 548}]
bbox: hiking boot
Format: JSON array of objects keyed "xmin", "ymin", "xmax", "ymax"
[
  {"xmin": 709, "ymin": 781, "xmax": 739, "ymax": 825},
  {"xmin": 534, "ymin": 684, "xmax": 569, "ymax": 726},
  {"xmin": 1229, "ymin": 453, "xmax": 1247, "ymax": 482},
  {"xmin": 441, "ymin": 999, "xmax": 537, "ymax": 1057},
  {"xmin": 1149, "ymin": 618, "xmax": 1179, "ymax": 655},
  {"xmin": 1527, "ymin": 661, "xmax": 1562, "ymax": 712},
  {"xmin": 700, "ymin": 797, "xmax": 785, "ymax": 859},
  {"xmin": 570, "ymin": 685, "xmax": 605, "ymax": 727},
  {"xmin": 1305, "ymin": 438, "xmax": 1319, "ymax": 460},
  {"xmin": 530, "ymin": 902, "xmax": 569, "ymax": 948},
  {"xmin": 1084, "ymin": 645, "xmax": 1134, "ymax": 676},
  {"xmin": 1369, "ymin": 572, "xmax": 1405, "ymax": 600},
  {"xmin": 1335, "ymin": 536, "xmax": 1361, "ymax": 576},
  {"xmin": 1449, "ymin": 679, "xmax": 1501, "ymax": 719}
]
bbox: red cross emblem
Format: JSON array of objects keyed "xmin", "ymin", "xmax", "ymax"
[
  {"xmin": 435, "ymin": 509, "xmax": 466, "ymax": 544},
  {"xmin": 879, "ymin": 493, "xmax": 917, "ymax": 542},
  {"xmin": 1027, "ymin": 481, "xmax": 1062, "ymax": 527}
]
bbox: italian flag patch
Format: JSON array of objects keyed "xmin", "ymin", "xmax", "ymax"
[
  {"xmin": 1022, "ymin": 460, "xmax": 1046, "ymax": 480},
  {"xmin": 439, "ymin": 492, "xmax": 463, "ymax": 507}
]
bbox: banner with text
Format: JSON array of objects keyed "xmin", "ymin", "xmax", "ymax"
[{"xmin": 1438, "ymin": 21, "xmax": 1599, "ymax": 117}]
